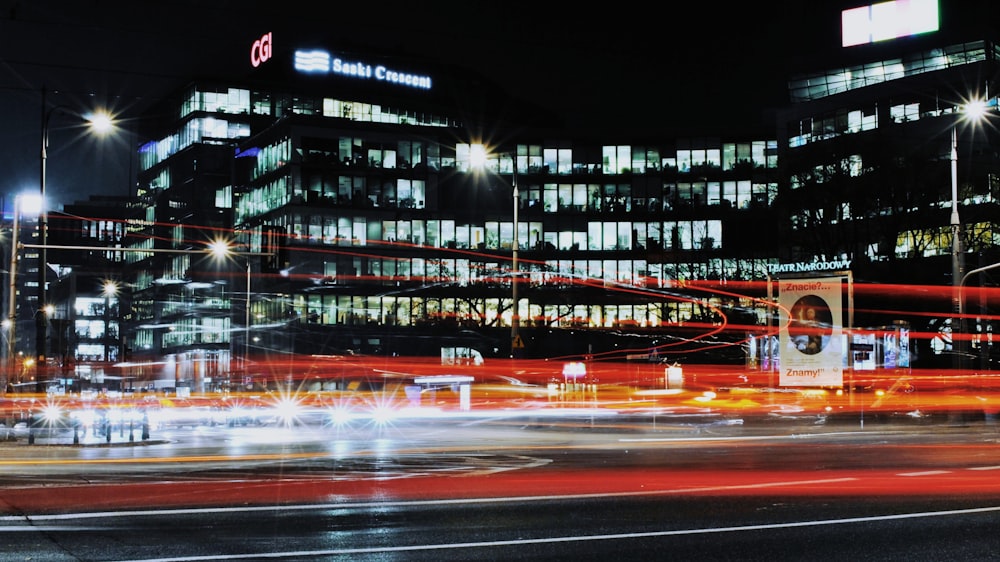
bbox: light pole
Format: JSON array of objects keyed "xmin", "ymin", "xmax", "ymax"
[
  {"xmin": 102, "ymin": 280, "xmax": 119, "ymax": 364},
  {"xmin": 4, "ymin": 197, "xmax": 22, "ymax": 396},
  {"xmin": 5, "ymin": 200, "xmax": 20, "ymax": 396},
  {"xmin": 37, "ymin": 88, "xmax": 114, "ymax": 386},
  {"xmin": 468, "ymin": 143, "xmax": 522, "ymax": 358},
  {"xmin": 510, "ymin": 161, "xmax": 521, "ymax": 358},
  {"xmin": 244, "ymin": 258, "xmax": 251, "ymax": 381},
  {"xmin": 951, "ymin": 98, "xmax": 992, "ymax": 372},
  {"xmin": 208, "ymin": 239, "xmax": 253, "ymax": 387},
  {"xmin": 3, "ymin": 194, "xmax": 42, "ymax": 396},
  {"xmin": 951, "ymin": 124, "xmax": 962, "ymax": 372}
]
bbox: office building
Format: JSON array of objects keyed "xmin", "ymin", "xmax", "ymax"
[{"xmin": 24, "ymin": 1, "xmax": 1000, "ymax": 393}]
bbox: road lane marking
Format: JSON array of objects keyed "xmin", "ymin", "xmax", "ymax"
[
  {"xmin": 0, "ymin": 477, "xmax": 859, "ymax": 523},
  {"xmin": 898, "ymin": 470, "xmax": 951, "ymax": 476},
  {"xmin": 619, "ymin": 432, "xmax": 866, "ymax": 442},
  {"xmin": 12, "ymin": 504, "xmax": 1000, "ymax": 561}
]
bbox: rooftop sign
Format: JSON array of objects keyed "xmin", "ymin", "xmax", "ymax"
[
  {"xmin": 293, "ymin": 49, "xmax": 433, "ymax": 90},
  {"xmin": 768, "ymin": 259, "xmax": 852, "ymax": 274},
  {"xmin": 250, "ymin": 32, "xmax": 272, "ymax": 67},
  {"xmin": 842, "ymin": 0, "xmax": 939, "ymax": 47}
]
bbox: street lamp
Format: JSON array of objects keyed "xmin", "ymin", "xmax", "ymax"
[
  {"xmin": 469, "ymin": 144, "xmax": 522, "ymax": 357},
  {"xmin": 208, "ymin": 239, "xmax": 253, "ymax": 384},
  {"xmin": 37, "ymin": 88, "xmax": 115, "ymax": 386},
  {"xmin": 511, "ymin": 159, "xmax": 521, "ymax": 358},
  {"xmin": 102, "ymin": 280, "xmax": 119, "ymax": 364},
  {"xmin": 4, "ymin": 200, "xmax": 21, "ymax": 396},
  {"xmin": 2, "ymin": 194, "xmax": 41, "ymax": 395},
  {"xmin": 951, "ymin": 98, "xmax": 992, "ymax": 372}
]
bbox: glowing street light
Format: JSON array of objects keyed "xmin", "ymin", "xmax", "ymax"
[
  {"xmin": 209, "ymin": 239, "xmax": 253, "ymax": 382},
  {"xmin": 951, "ymin": 97, "xmax": 994, "ymax": 371},
  {"xmin": 470, "ymin": 143, "xmax": 521, "ymax": 358},
  {"xmin": 2, "ymin": 193, "xmax": 41, "ymax": 396},
  {"xmin": 102, "ymin": 280, "xmax": 119, "ymax": 363},
  {"xmin": 37, "ymin": 88, "xmax": 116, "ymax": 386}
]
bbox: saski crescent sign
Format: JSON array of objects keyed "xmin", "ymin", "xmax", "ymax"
[
  {"xmin": 294, "ymin": 50, "xmax": 433, "ymax": 90},
  {"xmin": 249, "ymin": 31, "xmax": 432, "ymax": 91}
]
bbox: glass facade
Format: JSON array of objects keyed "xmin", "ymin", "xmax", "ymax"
[
  {"xmin": 116, "ymin": 75, "xmax": 783, "ymax": 389},
  {"xmin": 27, "ymin": 34, "xmax": 1000, "ymax": 392}
]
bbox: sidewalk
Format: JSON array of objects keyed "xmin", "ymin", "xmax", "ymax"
[{"xmin": 0, "ymin": 424, "xmax": 163, "ymax": 447}]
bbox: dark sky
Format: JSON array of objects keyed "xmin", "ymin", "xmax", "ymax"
[{"xmin": 0, "ymin": 1, "xmax": 870, "ymax": 208}]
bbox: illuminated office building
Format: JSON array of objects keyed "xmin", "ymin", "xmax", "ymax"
[
  {"xmin": 775, "ymin": 1, "xmax": 1000, "ymax": 370},
  {"xmin": 34, "ymin": 1, "xmax": 1000, "ymax": 392},
  {"xmin": 106, "ymin": 32, "xmax": 778, "ymax": 391}
]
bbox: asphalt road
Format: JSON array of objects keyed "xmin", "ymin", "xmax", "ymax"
[{"xmin": 1, "ymin": 411, "xmax": 1000, "ymax": 561}]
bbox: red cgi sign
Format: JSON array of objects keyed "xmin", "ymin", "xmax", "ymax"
[{"xmin": 251, "ymin": 32, "xmax": 272, "ymax": 67}]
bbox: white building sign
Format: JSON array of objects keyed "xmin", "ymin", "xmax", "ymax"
[
  {"xmin": 293, "ymin": 49, "xmax": 433, "ymax": 90},
  {"xmin": 842, "ymin": 0, "xmax": 939, "ymax": 47}
]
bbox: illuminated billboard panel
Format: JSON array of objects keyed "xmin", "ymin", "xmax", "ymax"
[
  {"xmin": 778, "ymin": 276, "xmax": 846, "ymax": 387},
  {"xmin": 842, "ymin": 0, "xmax": 939, "ymax": 47}
]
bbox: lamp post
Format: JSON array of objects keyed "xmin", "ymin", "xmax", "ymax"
[
  {"xmin": 510, "ymin": 161, "xmax": 521, "ymax": 358},
  {"xmin": 468, "ymin": 143, "xmax": 522, "ymax": 358},
  {"xmin": 244, "ymin": 258, "xmax": 251, "ymax": 381},
  {"xmin": 951, "ymin": 99, "xmax": 992, "ymax": 372},
  {"xmin": 37, "ymin": 93, "xmax": 50, "ymax": 387},
  {"xmin": 3, "ymin": 197, "xmax": 22, "ymax": 396},
  {"xmin": 6, "ymin": 198, "xmax": 19, "ymax": 365},
  {"xmin": 102, "ymin": 280, "xmax": 119, "ymax": 364},
  {"xmin": 208, "ymin": 239, "xmax": 253, "ymax": 387},
  {"xmin": 2, "ymin": 194, "xmax": 43, "ymax": 396},
  {"xmin": 951, "ymin": 124, "xmax": 963, "ymax": 372},
  {"xmin": 37, "ymin": 88, "xmax": 114, "ymax": 386},
  {"xmin": 5, "ymin": 202, "xmax": 19, "ymax": 396}
]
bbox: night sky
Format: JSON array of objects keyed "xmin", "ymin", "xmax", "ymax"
[{"xmin": 0, "ymin": 0, "xmax": 951, "ymax": 209}]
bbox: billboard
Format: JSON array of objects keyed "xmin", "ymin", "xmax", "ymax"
[
  {"xmin": 842, "ymin": 0, "xmax": 939, "ymax": 47},
  {"xmin": 779, "ymin": 277, "xmax": 845, "ymax": 387}
]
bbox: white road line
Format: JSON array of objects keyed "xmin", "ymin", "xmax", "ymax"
[
  {"xmin": 0, "ymin": 477, "xmax": 859, "ymax": 524},
  {"xmin": 619, "ymin": 432, "xmax": 864, "ymax": 443},
  {"xmin": 61, "ymin": 504, "xmax": 1000, "ymax": 562}
]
